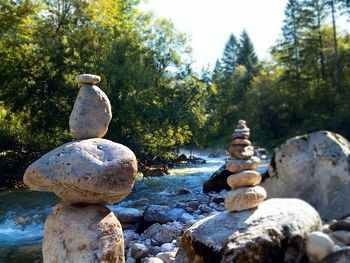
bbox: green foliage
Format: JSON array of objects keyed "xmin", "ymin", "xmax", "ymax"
[
  {"xmin": 206, "ymin": 0, "xmax": 350, "ymax": 149},
  {"xmin": 0, "ymin": 0, "xmax": 209, "ymax": 184}
]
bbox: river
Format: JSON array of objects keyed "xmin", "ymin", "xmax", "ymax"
[{"xmin": 0, "ymin": 157, "xmax": 269, "ymax": 262}]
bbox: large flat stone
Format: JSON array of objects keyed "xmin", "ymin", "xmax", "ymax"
[
  {"xmin": 23, "ymin": 138, "xmax": 137, "ymax": 204},
  {"xmin": 176, "ymin": 198, "xmax": 322, "ymax": 263}
]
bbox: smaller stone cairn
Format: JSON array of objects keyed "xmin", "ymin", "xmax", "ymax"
[
  {"xmin": 24, "ymin": 74, "xmax": 137, "ymax": 263},
  {"xmin": 224, "ymin": 120, "xmax": 266, "ymax": 212}
]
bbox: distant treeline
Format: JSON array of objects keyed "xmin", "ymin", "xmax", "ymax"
[{"xmin": 0, "ymin": 0, "xmax": 349, "ymax": 181}]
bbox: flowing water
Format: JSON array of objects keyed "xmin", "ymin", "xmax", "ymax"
[{"xmin": 0, "ymin": 157, "xmax": 269, "ymax": 262}]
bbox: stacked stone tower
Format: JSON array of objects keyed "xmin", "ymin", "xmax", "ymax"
[
  {"xmin": 23, "ymin": 74, "xmax": 137, "ymax": 262},
  {"xmin": 224, "ymin": 120, "xmax": 267, "ymax": 211}
]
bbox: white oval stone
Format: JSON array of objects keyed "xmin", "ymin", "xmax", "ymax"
[
  {"xmin": 23, "ymin": 138, "xmax": 137, "ymax": 204},
  {"xmin": 225, "ymin": 156, "xmax": 260, "ymax": 173},
  {"xmin": 43, "ymin": 202, "xmax": 124, "ymax": 263},
  {"xmin": 69, "ymin": 84, "xmax": 112, "ymax": 139},
  {"xmin": 306, "ymin": 231, "xmax": 335, "ymax": 262},
  {"xmin": 76, "ymin": 74, "xmax": 101, "ymax": 84},
  {"xmin": 227, "ymin": 170, "xmax": 261, "ymax": 189},
  {"xmin": 224, "ymin": 186, "xmax": 266, "ymax": 212}
]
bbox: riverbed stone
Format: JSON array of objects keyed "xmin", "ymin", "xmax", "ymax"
[
  {"xmin": 306, "ymin": 231, "xmax": 336, "ymax": 262},
  {"xmin": 262, "ymin": 131, "xmax": 350, "ymax": 220},
  {"xmin": 225, "ymin": 156, "xmax": 260, "ymax": 173},
  {"xmin": 69, "ymin": 83, "xmax": 112, "ymax": 139},
  {"xmin": 76, "ymin": 74, "xmax": 101, "ymax": 85},
  {"xmin": 224, "ymin": 186, "xmax": 266, "ymax": 212},
  {"xmin": 113, "ymin": 208, "xmax": 143, "ymax": 224},
  {"xmin": 131, "ymin": 243, "xmax": 148, "ymax": 260},
  {"xmin": 43, "ymin": 202, "xmax": 124, "ymax": 263},
  {"xmin": 176, "ymin": 198, "xmax": 322, "ymax": 263},
  {"xmin": 23, "ymin": 138, "xmax": 137, "ymax": 204},
  {"xmin": 226, "ymin": 170, "xmax": 261, "ymax": 189}
]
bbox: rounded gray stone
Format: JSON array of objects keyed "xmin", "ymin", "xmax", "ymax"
[{"xmin": 23, "ymin": 138, "xmax": 137, "ymax": 204}]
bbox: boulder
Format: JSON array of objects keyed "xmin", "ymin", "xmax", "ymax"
[
  {"xmin": 23, "ymin": 138, "xmax": 137, "ymax": 204},
  {"xmin": 69, "ymin": 84, "xmax": 112, "ymax": 139},
  {"xmin": 225, "ymin": 156, "xmax": 260, "ymax": 173},
  {"xmin": 226, "ymin": 170, "xmax": 261, "ymax": 189},
  {"xmin": 203, "ymin": 165, "xmax": 232, "ymax": 193},
  {"xmin": 262, "ymin": 131, "xmax": 350, "ymax": 220},
  {"xmin": 224, "ymin": 186, "xmax": 266, "ymax": 212},
  {"xmin": 43, "ymin": 202, "xmax": 124, "ymax": 263},
  {"xmin": 176, "ymin": 198, "xmax": 322, "ymax": 263}
]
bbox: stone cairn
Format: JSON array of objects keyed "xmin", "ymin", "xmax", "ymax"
[
  {"xmin": 224, "ymin": 120, "xmax": 267, "ymax": 212},
  {"xmin": 23, "ymin": 74, "xmax": 137, "ymax": 263}
]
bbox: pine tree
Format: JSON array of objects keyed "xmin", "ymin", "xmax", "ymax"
[
  {"xmin": 273, "ymin": 0, "xmax": 313, "ymax": 94},
  {"xmin": 237, "ymin": 30, "xmax": 258, "ymax": 85},
  {"xmin": 221, "ymin": 34, "xmax": 238, "ymax": 77}
]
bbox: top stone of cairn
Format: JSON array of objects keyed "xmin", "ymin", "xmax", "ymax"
[
  {"xmin": 231, "ymin": 119, "xmax": 250, "ymax": 139},
  {"xmin": 76, "ymin": 74, "xmax": 101, "ymax": 85}
]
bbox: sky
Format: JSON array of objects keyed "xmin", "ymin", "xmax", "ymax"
[{"xmin": 138, "ymin": 0, "xmax": 288, "ymax": 71}]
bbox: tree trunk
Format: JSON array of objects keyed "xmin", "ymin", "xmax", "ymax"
[{"xmin": 330, "ymin": 0, "xmax": 341, "ymax": 91}]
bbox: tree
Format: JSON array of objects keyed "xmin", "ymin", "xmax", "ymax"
[
  {"xmin": 236, "ymin": 30, "xmax": 258, "ymax": 86},
  {"xmin": 221, "ymin": 34, "xmax": 238, "ymax": 77}
]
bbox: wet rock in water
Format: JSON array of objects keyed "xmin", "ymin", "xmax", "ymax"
[
  {"xmin": 306, "ymin": 231, "xmax": 336, "ymax": 262},
  {"xmin": 262, "ymin": 131, "xmax": 350, "ymax": 220},
  {"xmin": 114, "ymin": 207, "xmax": 143, "ymax": 224},
  {"xmin": 23, "ymin": 138, "xmax": 137, "ymax": 204},
  {"xmin": 323, "ymin": 247, "xmax": 350, "ymax": 263},
  {"xmin": 226, "ymin": 170, "xmax": 261, "ymax": 189},
  {"xmin": 69, "ymin": 75, "xmax": 112, "ymax": 139},
  {"xmin": 176, "ymin": 188, "xmax": 192, "ymax": 195},
  {"xmin": 203, "ymin": 165, "xmax": 232, "ymax": 193},
  {"xmin": 224, "ymin": 186, "xmax": 267, "ymax": 212},
  {"xmin": 43, "ymin": 202, "xmax": 124, "ymax": 263},
  {"xmin": 176, "ymin": 198, "xmax": 322, "ymax": 263},
  {"xmin": 131, "ymin": 243, "xmax": 148, "ymax": 260}
]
